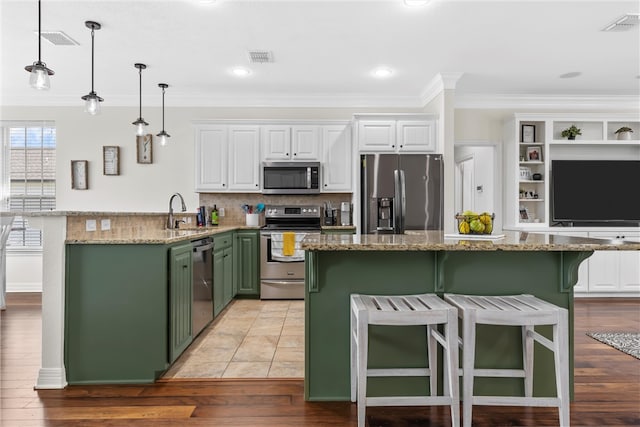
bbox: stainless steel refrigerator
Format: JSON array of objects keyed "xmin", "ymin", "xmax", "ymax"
[{"xmin": 361, "ymin": 154, "xmax": 443, "ymax": 234}]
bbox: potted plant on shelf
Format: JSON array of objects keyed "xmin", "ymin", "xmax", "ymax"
[
  {"xmin": 614, "ymin": 126, "xmax": 633, "ymax": 141},
  {"xmin": 560, "ymin": 125, "xmax": 582, "ymax": 140}
]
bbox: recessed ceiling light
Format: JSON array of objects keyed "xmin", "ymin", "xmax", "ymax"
[
  {"xmin": 199, "ymin": 0, "xmax": 216, "ymax": 4},
  {"xmin": 559, "ymin": 72, "xmax": 582, "ymax": 79},
  {"xmin": 403, "ymin": 0, "xmax": 431, "ymax": 7},
  {"xmin": 372, "ymin": 67, "xmax": 393, "ymax": 79},
  {"xmin": 232, "ymin": 67, "xmax": 251, "ymax": 77}
]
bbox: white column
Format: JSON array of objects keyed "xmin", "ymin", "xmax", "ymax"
[{"xmin": 31, "ymin": 214, "xmax": 67, "ymax": 389}]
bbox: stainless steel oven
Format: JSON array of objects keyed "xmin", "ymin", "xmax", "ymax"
[{"xmin": 260, "ymin": 205, "xmax": 321, "ymax": 299}]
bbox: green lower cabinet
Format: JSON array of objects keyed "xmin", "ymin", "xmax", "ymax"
[
  {"xmin": 234, "ymin": 230, "xmax": 260, "ymax": 296},
  {"xmin": 65, "ymin": 244, "xmax": 172, "ymax": 384},
  {"xmin": 213, "ymin": 232, "xmax": 234, "ymax": 316},
  {"xmin": 168, "ymin": 243, "xmax": 193, "ymax": 363}
]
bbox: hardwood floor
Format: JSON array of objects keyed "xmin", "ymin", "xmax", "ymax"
[{"xmin": 1, "ymin": 293, "xmax": 639, "ymax": 426}]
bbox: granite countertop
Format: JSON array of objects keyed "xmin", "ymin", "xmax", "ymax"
[
  {"xmin": 321, "ymin": 225, "xmax": 356, "ymax": 230},
  {"xmin": 66, "ymin": 225, "xmax": 260, "ymax": 244},
  {"xmin": 300, "ymin": 230, "xmax": 640, "ymax": 252}
]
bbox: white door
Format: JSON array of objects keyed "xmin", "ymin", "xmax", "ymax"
[
  {"xmin": 291, "ymin": 125, "xmax": 320, "ymax": 160},
  {"xmin": 228, "ymin": 126, "xmax": 261, "ymax": 191},
  {"xmin": 458, "ymin": 157, "xmax": 475, "ymax": 213},
  {"xmin": 262, "ymin": 125, "xmax": 291, "ymax": 161},
  {"xmin": 321, "ymin": 125, "xmax": 352, "ymax": 192}
]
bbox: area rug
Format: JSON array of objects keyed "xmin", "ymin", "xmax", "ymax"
[{"xmin": 586, "ymin": 332, "xmax": 640, "ymax": 360}]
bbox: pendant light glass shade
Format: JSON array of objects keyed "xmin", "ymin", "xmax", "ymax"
[
  {"xmin": 132, "ymin": 63, "xmax": 148, "ymax": 135},
  {"xmin": 25, "ymin": 0, "xmax": 54, "ymax": 90},
  {"xmin": 157, "ymin": 83, "xmax": 171, "ymax": 146},
  {"xmin": 81, "ymin": 21, "xmax": 103, "ymax": 115}
]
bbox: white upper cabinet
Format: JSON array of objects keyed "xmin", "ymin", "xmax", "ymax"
[
  {"xmin": 322, "ymin": 125, "xmax": 352, "ymax": 192},
  {"xmin": 228, "ymin": 126, "xmax": 260, "ymax": 191},
  {"xmin": 358, "ymin": 120, "xmax": 396, "ymax": 152},
  {"xmin": 195, "ymin": 125, "xmax": 228, "ymax": 191},
  {"xmin": 356, "ymin": 115, "xmax": 437, "ymax": 153},
  {"xmin": 396, "ymin": 120, "xmax": 436, "ymax": 152},
  {"xmin": 262, "ymin": 125, "xmax": 320, "ymax": 161},
  {"xmin": 195, "ymin": 124, "xmax": 260, "ymax": 193}
]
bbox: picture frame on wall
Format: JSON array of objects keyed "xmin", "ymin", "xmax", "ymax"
[
  {"xmin": 526, "ymin": 146, "xmax": 542, "ymax": 162},
  {"xmin": 522, "ymin": 124, "xmax": 535, "ymax": 143},
  {"xmin": 71, "ymin": 160, "xmax": 88, "ymax": 190},
  {"xmin": 136, "ymin": 134, "xmax": 153, "ymax": 164},
  {"xmin": 103, "ymin": 146, "xmax": 120, "ymax": 176}
]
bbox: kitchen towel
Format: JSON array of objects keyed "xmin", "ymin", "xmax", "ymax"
[
  {"xmin": 271, "ymin": 233, "xmax": 306, "ymax": 261},
  {"xmin": 283, "ymin": 232, "xmax": 295, "ymax": 256}
]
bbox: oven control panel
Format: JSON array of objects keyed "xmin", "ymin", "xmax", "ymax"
[{"xmin": 265, "ymin": 205, "xmax": 321, "ymax": 218}]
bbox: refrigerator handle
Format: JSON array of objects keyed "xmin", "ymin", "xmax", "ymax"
[
  {"xmin": 393, "ymin": 169, "xmax": 403, "ymax": 234},
  {"xmin": 399, "ymin": 169, "xmax": 406, "ymax": 234}
]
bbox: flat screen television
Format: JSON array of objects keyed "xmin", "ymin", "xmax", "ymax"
[{"xmin": 551, "ymin": 160, "xmax": 640, "ymax": 226}]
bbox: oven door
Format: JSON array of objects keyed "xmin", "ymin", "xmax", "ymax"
[{"xmin": 260, "ymin": 232, "xmax": 318, "ymax": 299}]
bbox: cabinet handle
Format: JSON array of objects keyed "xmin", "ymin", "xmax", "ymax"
[
  {"xmin": 324, "ymin": 183, "xmax": 327, "ymax": 187},
  {"xmin": 391, "ymin": 145, "xmax": 395, "ymax": 148},
  {"xmin": 400, "ymin": 145, "xmax": 403, "ymax": 148},
  {"xmin": 255, "ymin": 183, "xmax": 259, "ymax": 187},
  {"xmin": 183, "ymin": 265, "xmax": 188, "ymax": 269},
  {"xmin": 286, "ymin": 153, "xmax": 289, "ymax": 156},
  {"xmin": 222, "ymin": 183, "xmax": 226, "ymax": 187},
  {"xmin": 293, "ymin": 153, "xmax": 297, "ymax": 156}
]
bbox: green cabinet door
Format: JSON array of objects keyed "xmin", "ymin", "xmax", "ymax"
[
  {"xmin": 169, "ymin": 242, "xmax": 193, "ymax": 363},
  {"xmin": 213, "ymin": 248, "xmax": 225, "ymax": 317},
  {"xmin": 235, "ymin": 230, "xmax": 260, "ymax": 296},
  {"xmin": 222, "ymin": 247, "xmax": 234, "ymax": 306}
]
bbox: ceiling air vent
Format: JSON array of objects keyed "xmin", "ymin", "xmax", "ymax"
[
  {"xmin": 37, "ymin": 31, "xmax": 79, "ymax": 46},
  {"xmin": 602, "ymin": 13, "xmax": 640, "ymax": 32},
  {"xmin": 248, "ymin": 50, "xmax": 273, "ymax": 63}
]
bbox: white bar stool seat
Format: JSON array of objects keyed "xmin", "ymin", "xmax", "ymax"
[
  {"xmin": 350, "ymin": 293, "xmax": 460, "ymax": 427},
  {"xmin": 444, "ymin": 293, "xmax": 570, "ymax": 427}
]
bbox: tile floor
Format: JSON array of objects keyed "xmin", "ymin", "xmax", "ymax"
[{"xmin": 163, "ymin": 299, "xmax": 304, "ymax": 379}]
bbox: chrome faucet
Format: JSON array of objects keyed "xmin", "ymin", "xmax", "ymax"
[{"xmin": 167, "ymin": 193, "xmax": 187, "ymax": 229}]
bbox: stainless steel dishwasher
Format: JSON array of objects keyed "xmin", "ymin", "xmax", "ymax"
[{"xmin": 192, "ymin": 237, "xmax": 214, "ymax": 337}]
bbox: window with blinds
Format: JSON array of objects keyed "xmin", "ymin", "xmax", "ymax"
[{"xmin": 5, "ymin": 123, "xmax": 56, "ymax": 248}]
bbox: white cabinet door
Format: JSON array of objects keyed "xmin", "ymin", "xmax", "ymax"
[
  {"xmin": 291, "ymin": 125, "xmax": 320, "ymax": 160},
  {"xmin": 397, "ymin": 120, "xmax": 436, "ymax": 152},
  {"xmin": 552, "ymin": 231, "xmax": 590, "ymax": 292},
  {"xmin": 262, "ymin": 125, "xmax": 291, "ymax": 161},
  {"xmin": 588, "ymin": 232, "xmax": 640, "ymax": 293},
  {"xmin": 321, "ymin": 125, "xmax": 352, "ymax": 192},
  {"xmin": 228, "ymin": 126, "xmax": 261, "ymax": 191},
  {"xmin": 195, "ymin": 126, "xmax": 228, "ymax": 191},
  {"xmin": 358, "ymin": 121, "xmax": 396, "ymax": 152}
]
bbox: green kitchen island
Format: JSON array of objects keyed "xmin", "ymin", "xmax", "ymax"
[{"xmin": 301, "ymin": 231, "xmax": 640, "ymax": 402}]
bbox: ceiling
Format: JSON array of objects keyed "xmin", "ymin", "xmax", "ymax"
[{"xmin": 1, "ymin": 0, "xmax": 639, "ymax": 108}]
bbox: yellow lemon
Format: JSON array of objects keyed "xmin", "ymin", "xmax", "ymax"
[{"xmin": 458, "ymin": 221, "xmax": 470, "ymax": 234}]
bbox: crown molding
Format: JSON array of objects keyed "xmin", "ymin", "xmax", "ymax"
[
  {"xmin": 0, "ymin": 93, "xmax": 426, "ymax": 109},
  {"xmin": 455, "ymin": 94, "xmax": 640, "ymax": 111},
  {"xmin": 419, "ymin": 72, "xmax": 464, "ymax": 106}
]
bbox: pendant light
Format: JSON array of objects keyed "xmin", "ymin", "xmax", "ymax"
[
  {"xmin": 80, "ymin": 21, "xmax": 103, "ymax": 115},
  {"xmin": 157, "ymin": 83, "xmax": 171, "ymax": 146},
  {"xmin": 132, "ymin": 63, "xmax": 148, "ymax": 136},
  {"xmin": 24, "ymin": 0, "xmax": 54, "ymax": 90}
]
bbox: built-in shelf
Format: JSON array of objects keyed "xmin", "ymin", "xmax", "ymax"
[
  {"xmin": 519, "ymin": 199, "xmax": 545, "ymax": 202},
  {"xmin": 519, "ymin": 142, "xmax": 544, "ymax": 146},
  {"xmin": 519, "ymin": 180, "xmax": 544, "ymax": 184},
  {"xmin": 549, "ymin": 140, "xmax": 640, "ymax": 146},
  {"xmin": 520, "ymin": 161, "xmax": 544, "ymax": 165}
]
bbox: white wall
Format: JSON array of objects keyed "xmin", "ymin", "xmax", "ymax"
[
  {"xmin": 6, "ymin": 252, "xmax": 42, "ymax": 292},
  {"xmin": 454, "ymin": 146, "xmax": 495, "ymax": 214},
  {"xmin": 0, "ymin": 105, "xmax": 421, "ymax": 213}
]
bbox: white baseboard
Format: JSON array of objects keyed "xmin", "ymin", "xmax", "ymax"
[
  {"xmin": 35, "ymin": 367, "xmax": 67, "ymax": 389},
  {"xmin": 7, "ymin": 283, "xmax": 43, "ymax": 292},
  {"xmin": 574, "ymin": 292, "xmax": 640, "ymax": 298}
]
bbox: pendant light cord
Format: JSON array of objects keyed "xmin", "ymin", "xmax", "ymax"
[
  {"xmin": 90, "ymin": 27, "xmax": 95, "ymax": 92},
  {"xmin": 138, "ymin": 67, "xmax": 142, "ymax": 118},
  {"xmin": 37, "ymin": 0, "xmax": 42, "ymax": 63},
  {"xmin": 162, "ymin": 86, "xmax": 165, "ymax": 130}
]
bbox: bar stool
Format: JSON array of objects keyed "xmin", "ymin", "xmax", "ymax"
[
  {"xmin": 443, "ymin": 294, "xmax": 570, "ymax": 427},
  {"xmin": 350, "ymin": 293, "xmax": 460, "ymax": 427}
]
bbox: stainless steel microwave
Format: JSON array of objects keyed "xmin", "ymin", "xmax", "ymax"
[{"xmin": 262, "ymin": 161, "xmax": 320, "ymax": 194}]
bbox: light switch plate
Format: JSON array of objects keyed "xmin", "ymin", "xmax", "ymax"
[
  {"xmin": 100, "ymin": 219, "xmax": 111, "ymax": 231},
  {"xmin": 85, "ymin": 219, "xmax": 97, "ymax": 232},
  {"xmin": 219, "ymin": 207, "xmax": 225, "ymax": 217}
]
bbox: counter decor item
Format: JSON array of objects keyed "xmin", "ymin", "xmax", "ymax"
[
  {"xmin": 560, "ymin": 125, "xmax": 581, "ymax": 140},
  {"xmin": 456, "ymin": 211, "xmax": 494, "ymax": 235},
  {"xmin": 615, "ymin": 127, "xmax": 633, "ymax": 140},
  {"xmin": 521, "ymin": 124, "xmax": 535, "ymax": 143},
  {"xmin": 526, "ymin": 146, "xmax": 542, "ymax": 161}
]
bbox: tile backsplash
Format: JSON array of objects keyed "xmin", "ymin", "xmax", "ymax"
[{"xmin": 198, "ymin": 193, "xmax": 353, "ymax": 225}]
